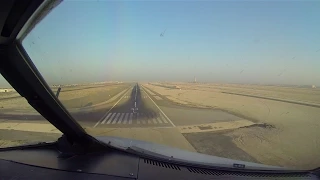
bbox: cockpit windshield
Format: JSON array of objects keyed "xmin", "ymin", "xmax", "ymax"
[{"xmin": 1, "ymin": 0, "xmax": 318, "ymax": 170}]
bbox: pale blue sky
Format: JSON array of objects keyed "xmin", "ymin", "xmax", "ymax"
[{"xmin": 1, "ymin": 0, "xmax": 320, "ymax": 87}]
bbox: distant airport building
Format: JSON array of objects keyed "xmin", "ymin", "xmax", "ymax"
[{"xmin": 194, "ymin": 76, "xmax": 197, "ymax": 83}]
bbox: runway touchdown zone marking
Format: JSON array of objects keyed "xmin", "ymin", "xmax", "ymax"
[{"xmin": 98, "ymin": 112, "xmax": 169, "ymax": 126}]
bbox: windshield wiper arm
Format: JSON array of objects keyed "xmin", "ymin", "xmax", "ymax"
[{"xmin": 0, "ymin": 141, "xmax": 55, "ymax": 151}]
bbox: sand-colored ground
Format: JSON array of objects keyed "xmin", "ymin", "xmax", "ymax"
[
  {"xmin": 0, "ymin": 128, "xmax": 60, "ymax": 148},
  {"xmin": 0, "ymin": 122, "xmax": 60, "ymax": 134},
  {"xmin": 0, "ymin": 91, "xmax": 20, "ymax": 100},
  {"xmin": 54, "ymin": 84, "xmax": 129, "ymax": 109},
  {"xmin": 85, "ymin": 127, "xmax": 196, "ymax": 152},
  {"xmin": 177, "ymin": 120, "xmax": 254, "ymax": 134},
  {"xmin": 0, "ymin": 84, "xmax": 131, "ymax": 148},
  {"xmin": 0, "ymin": 122, "xmax": 195, "ymax": 153},
  {"xmin": 143, "ymin": 83, "xmax": 320, "ymax": 169},
  {"xmin": 0, "ymin": 84, "xmax": 129, "ymax": 114},
  {"xmin": 0, "ymin": 97, "xmax": 34, "ymax": 111},
  {"xmin": 149, "ymin": 82, "xmax": 320, "ymax": 105}
]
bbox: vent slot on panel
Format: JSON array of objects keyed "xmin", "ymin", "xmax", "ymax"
[
  {"xmin": 187, "ymin": 168, "xmax": 311, "ymax": 178},
  {"xmin": 143, "ymin": 159, "xmax": 181, "ymax": 171}
]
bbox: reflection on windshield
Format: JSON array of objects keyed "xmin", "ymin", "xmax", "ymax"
[{"xmin": 16, "ymin": 0, "xmax": 320, "ymax": 170}]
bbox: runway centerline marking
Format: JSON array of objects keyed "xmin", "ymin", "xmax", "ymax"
[
  {"xmin": 93, "ymin": 86, "xmax": 132, "ymax": 128},
  {"xmin": 141, "ymin": 85, "xmax": 176, "ymax": 127}
]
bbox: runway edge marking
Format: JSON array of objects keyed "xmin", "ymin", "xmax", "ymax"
[
  {"xmin": 93, "ymin": 87, "xmax": 131, "ymax": 128},
  {"xmin": 141, "ymin": 85, "xmax": 176, "ymax": 127}
]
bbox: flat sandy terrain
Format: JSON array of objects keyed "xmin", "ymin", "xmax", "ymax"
[
  {"xmin": 143, "ymin": 83, "xmax": 320, "ymax": 169},
  {"xmin": 0, "ymin": 83, "xmax": 130, "ymax": 147},
  {"xmin": 1, "ymin": 82, "xmax": 319, "ymax": 170},
  {"xmin": 0, "ymin": 83, "xmax": 128, "ymax": 114}
]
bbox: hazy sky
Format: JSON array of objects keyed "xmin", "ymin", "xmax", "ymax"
[{"xmin": 1, "ymin": 0, "xmax": 320, "ymax": 87}]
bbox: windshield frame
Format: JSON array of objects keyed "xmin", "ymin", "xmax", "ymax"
[{"xmin": 0, "ymin": 0, "xmax": 89, "ymax": 146}]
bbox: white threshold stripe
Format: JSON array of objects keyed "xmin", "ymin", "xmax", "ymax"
[
  {"xmin": 160, "ymin": 113, "xmax": 168, "ymax": 123},
  {"xmin": 118, "ymin": 113, "xmax": 125, "ymax": 124},
  {"xmin": 129, "ymin": 113, "xmax": 133, "ymax": 124},
  {"xmin": 106, "ymin": 113, "xmax": 116, "ymax": 124},
  {"xmin": 112, "ymin": 113, "xmax": 121, "ymax": 124},
  {"xmin": 150, "ymin": 113, "xmax": 158, "ymax": 124},
  {"xmin": 148, "ymin": 113, "xmax": 157, "ymax": 124},
  {"xmin": 152, "ymin": 118, "xmax": 157, "ymax": 124},
  {"xmin": 98, "ymin": 111, "xmax": 175, "ymax": 125},
  {"xmin": 146, "ymin": 113, "xmax": 152, "ymax": 124},
  {"xmin": 123, "ymin": 113, "xmax": 129, "ymax": 124},
  {"xmin": 101, "ymin": 113, "xmax": 112, "ymax": 124},
  {"xmin": 93, "ymin": 86, "xmax": 132, "ymax": 127},
  {"xmin": 94, "ymin": 90, "xmax": 176, "ymax": 127},
  {"xmin": 156, "ymin": 116, "xmax": 163, "ymax": 124},
  {"xmin": 135, "ymin": 113, "xmax": 139, "ymax": 123},
  {"xmin": 141, "ymin": 85, "xmax": 175, "ymax": 127}
]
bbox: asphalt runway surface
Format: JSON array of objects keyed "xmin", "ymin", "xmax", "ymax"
[{"xmin": 93, "ymin": 84, "xmax": 174, "ymax": 128}]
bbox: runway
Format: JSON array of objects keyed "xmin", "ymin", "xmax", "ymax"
[
  {"xmin": 90, "ymin": 83, "xmax": 243, "ymax": 129},
  {"xmin": 93, "ymin": 84, "xmax": 174, "ymax": 128}
]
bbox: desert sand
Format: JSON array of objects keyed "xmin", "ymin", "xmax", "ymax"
[
  {"xmin": 0, "ymin": 83, "xmax": 128, "ymax": 114},
  {"xmin": 0, "ymin": 83, "xmax": 130, "ymax": 148},
  {"xmin": 143, "ymin": 83, "xmax": 320, "ymax": 169}
]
